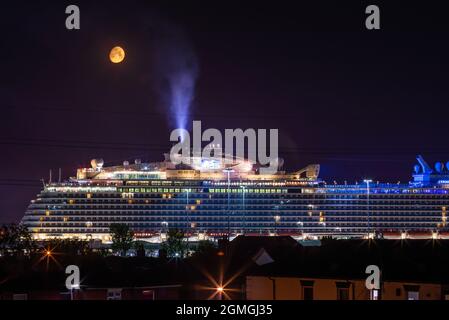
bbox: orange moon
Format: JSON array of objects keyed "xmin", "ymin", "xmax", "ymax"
[{"xmin": 109, "ymin": 46, "xmax": 125, "ymax": 63}]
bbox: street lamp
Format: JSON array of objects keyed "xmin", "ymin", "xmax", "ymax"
[
  {"xmin": 363, "ymin": 179, "xmax": 373, "ymax": 236},
  {"xmin": 216, "ymin": 286, "xmax": 224, "ymax": 300},
  {"xmin": 296, "ymin": 221, "xmax": 304, "ymax": 235},
  {"xmin": 70, "ymin": 284, "xmax": 80, "ymax": 300},
  {"xmin": 274, "ymin": 215, "xmax": 281, "ymax": 235},
  {"xmin": 223, "ymin": 169, "xmax": 235, "ymax": 239},
  {"xmin": 161, "ymin": 221, "xmax": 168, "ymax": 233},
  {"xmin": 240, "ymin": 186, "xmax": 246, "ymax": 235}
]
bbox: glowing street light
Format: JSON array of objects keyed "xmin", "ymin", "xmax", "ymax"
[
  {"xmin": 69, "ymin": 283, "xmax": 81, "ymax": 301},
  {"xmin": 38, "ymin": 248, "xmax": 61, "ymax": 271},
  {"xmin": 216, "ymin": 286, "xmax": 224, "ymax": 300},
  {"xmin": 297, "ymin": 221, "xmax": 304, "ymax": 235},
  {"xmin": 274, "ymin": 215, "xmax": 281, "ymax": 235},
  {"xmin": 161, "ymin": 221, "xmax": 168, "ymax": 233}
]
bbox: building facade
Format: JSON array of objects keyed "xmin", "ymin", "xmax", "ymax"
[{"xmin": 246, "ymin": 276, "xmax": 446, "ymax": 300}]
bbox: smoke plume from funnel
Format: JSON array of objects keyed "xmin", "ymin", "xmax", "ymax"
[{"xmin": 151, "ymin": 20, "xmax": 199, "ymax": 137}]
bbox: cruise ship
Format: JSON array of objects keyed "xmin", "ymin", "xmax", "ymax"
[{"xmin": 21, "ymin": 154, "xmax": 449, "ymax": 242}]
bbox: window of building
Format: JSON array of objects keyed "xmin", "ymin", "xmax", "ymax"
[
  {"xmin": 404, "ymin": 285, "xmax": 420, "ymax": 300},
  {"xmin": 371, "ymin": 289, "xmax": 379, "ymax": 300},
  {"xmin": 336, "ymin": 282, "xmax": 351, "ymax": 300},
  {"xmin": 337, "ymin": 288, "xmax": 349, "ymax": 300},
  {"xmin": 12, "ymin": 293, "xmax": 28, "ymax": 300},
  {"xmin": 107, "ymin": 289, "xmax": 122, "ymax": 300},
  {"xmin": 407, "ymin": 291, "xmax": 419, "ymax": 300},
  {"xmin": 301, "ymin": 280, "xmax": 314, "ymax": 300},
  {"xmin": 303, "ymin": 287, "xmax": 313, "ymax": 300}
]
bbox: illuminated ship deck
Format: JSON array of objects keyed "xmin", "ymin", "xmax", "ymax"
[{"xmin": 21, "ymin": 154, "xmax": 449, "ymax": 242}]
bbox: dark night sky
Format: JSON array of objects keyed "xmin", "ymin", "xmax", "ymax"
[{"xmin": 2, "ymin": 0, "xmax": 449, "ymax": 223}]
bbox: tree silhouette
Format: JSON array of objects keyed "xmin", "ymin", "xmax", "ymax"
[
  {"xmin": 161, "ymin": 229, "xmax": 188, "ymax": 258},
  {"xmin": 0, "ymin": 224, "xmax": 36, "ymax": 257},
  {"xmin": 109, "ymin": 224, "xmax": 134, "ymax": 256}
]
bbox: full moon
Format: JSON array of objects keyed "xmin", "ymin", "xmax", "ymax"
[{"xmin": 109, "ymin": 46, "xmax": 125, "ymax": 63}]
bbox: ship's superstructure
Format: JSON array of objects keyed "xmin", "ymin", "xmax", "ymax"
[{"xmin": 21, "ymin": 154, "xmax": 449, "ymax": 242}]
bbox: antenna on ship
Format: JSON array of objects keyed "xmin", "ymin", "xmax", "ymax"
[
  {"xmin": 58, "ymin": 168, "xmax": 61, "ymax": 183},
  {"xmin": 49, "ymin": 169, "xmax": 52, "ymax": 184},
  {"xmin": 41, "ymin": 178, "xmax": 45, "ymax": 188}
]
